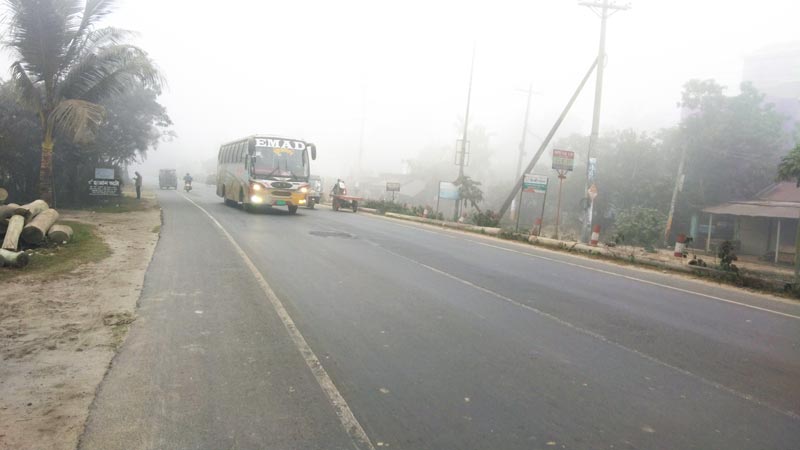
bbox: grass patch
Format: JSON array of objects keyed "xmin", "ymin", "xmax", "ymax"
[
  {"xmin": 79, "ymin": 195, "xmax": 157, "ymax": 213},
  {"xmin": 0, "ymin": 220, "xmax": 111, "ymax": 282},
  {"xmin": 103, "ymin": 311, "xmax": 136, "ymax": 349}
]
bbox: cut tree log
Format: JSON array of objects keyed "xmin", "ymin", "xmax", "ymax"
[
  {"xmin": 2, "ymin": 215, "xmax": 25, "ymax": 251},
  {"xmin": 0, "ymin": 188, "xmax": 8, "ymax": 204},
  {"xmin": 22, "ymin": 209, "xmax": 60, "ymax": 244},
  {"xmin": 0, "ymin": 248, "xmax": 29, "ymax": 268},
  {"xmin": 47, "ymin": 224, "xmax": 74, "ymax": 244},
  {"xmin": 0, "ymin": 203, "xmax": 20, "ymax": 220},
  {"xmin": 14, "ymin": 200, "xmax": 49, "ymax": 222}
]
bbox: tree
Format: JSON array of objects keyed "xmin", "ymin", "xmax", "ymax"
[
  {"xmin": 777, "ymin": 144, "xmax": 800, "ymax": 187},
  {"xmin": 3, "ymin": 0, "xmax": 161, "ymax": 204},
  {"xmin": 678, "ymin": 80, "xmax": 790, "ymax": 209},
  {"xmin": 54, "ymin": 84, "xmax": 172, "ymax": 204},
  {"xmin": 612, "ymin": 207, "xmax": 666, "ymax": 251},
  {"xmin": 81, "ymin": 85, "xmax": 172, "ymax": 165},
  {"xmin": 454, "ymin": 175, "xmax": 483, "ymax": 213},
  {"xmin": 0, "ymin": 79, "xmax": 41, "ymax": 201}
]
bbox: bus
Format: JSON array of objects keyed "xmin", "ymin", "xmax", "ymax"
[{"xmin": 216, "ymin": 135, "xmax": 317, "ymax": 213}]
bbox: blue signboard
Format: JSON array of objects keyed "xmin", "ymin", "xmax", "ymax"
[{"xmin": 439, "ymin": 181, "xmax": 460, "ymax": 200}]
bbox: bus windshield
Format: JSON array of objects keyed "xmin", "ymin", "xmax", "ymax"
[{"xmin": 251, "ymin": 147, "xmax": 308, "ymax": 180}]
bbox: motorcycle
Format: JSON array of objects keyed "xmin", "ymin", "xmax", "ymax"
[{"xmin": 184, "ymin": 181, "xmax": 192, "ymax": 192}]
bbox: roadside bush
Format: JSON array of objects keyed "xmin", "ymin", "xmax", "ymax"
[
  {"xmin": 363, "ymin": 199, "xmax": 407, "ymax": 215},
  {"xmin": 362, "ymin": 200, "xmax": 443, "ymax": 220},
  {"xmin": 612, "ymin": 207, "xmax": 665, "ymax": 250},
  {"xmin": 717, "ymin": 240, "xmax": 739, "ymax": 273},
  {"xmin": 471, "ymin": 210, "xmax": 500, "ymax": 227}
]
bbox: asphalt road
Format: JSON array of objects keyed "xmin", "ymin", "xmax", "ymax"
[{"xmin": 81, "ymin": 185, "xmax": 800, "ymax": 450}]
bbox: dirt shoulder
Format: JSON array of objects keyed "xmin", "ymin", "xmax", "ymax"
[{"xmin": 0, "ymin": 201, "xmax": 160, "ymax": 450}]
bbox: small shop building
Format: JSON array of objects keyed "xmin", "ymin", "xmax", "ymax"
[{"xmin": 701, "ymin": 182, "xmax": 800, "ymax": 264}]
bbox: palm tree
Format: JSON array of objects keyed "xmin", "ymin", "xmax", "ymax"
[
  {"xmin": 454, "ymin": 175, "xmax": 483, "ymax": 213},
  {"xmin": 3, "ymin": 0, "xmax": 161, "ymax": 204}
]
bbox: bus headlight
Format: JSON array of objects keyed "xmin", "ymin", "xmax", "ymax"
[
  {"xmin": 250, "ymin": 195, "xmax": 264, "ymax": 204},
  {"xmin": 251, "ymin": 183, "xmax": 263, "ymax": 191},
  {"xmin": 299, "ymin": 199, "xmax": 307, "ymax": 204},
  {"xmin": 299, "ymin": 186, "xmax": 309, "ymax": 194}
]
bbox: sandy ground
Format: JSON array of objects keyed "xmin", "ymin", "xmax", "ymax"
[{"xmin": 0, "ymin": 203, "xmax": 160, "ymax": 450}]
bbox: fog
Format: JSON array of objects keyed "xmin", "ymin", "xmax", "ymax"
[{"xmin": 42, "ymin": 1, "xmax": 800, "ymax": 180}]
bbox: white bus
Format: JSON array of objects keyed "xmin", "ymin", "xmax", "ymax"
[{"xmin": 216, "ymin": 135, "xmax": 317, "ymax": 213}]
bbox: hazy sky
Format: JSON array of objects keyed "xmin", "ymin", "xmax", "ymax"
[{"xmin": 6, "ymin": 1, "xmax": 800, "ymax": 179}]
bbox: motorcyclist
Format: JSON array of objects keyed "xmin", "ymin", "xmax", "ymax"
[{"xmin": 183, "ymin": 173, "xmax": 193, "ymax": 186}]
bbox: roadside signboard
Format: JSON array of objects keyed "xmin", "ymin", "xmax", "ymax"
[
  {"xmin": 588, "ymin": 157, "xmax": 598, "ymax": 181},
  {"xmin": 94, "ymin": 168, "xmax": 114, "ymax": 180},
  {"xmin": 438, "ymin": 181, "xmax": 460, "ymax": 200},
  {"xmin": 552, "ymin": 149, "xmax": 575, "ymax": 172},
  {"xmin": 88, "ymin": 179, "xmax": 121, "ymax": 197},
  {"xmin": 523, "ymin": 174, "xmax": 549, "ymax": 194},
  {"xmin": 386, "ymin": 182, "xmax": 401, "ymax": 192}
]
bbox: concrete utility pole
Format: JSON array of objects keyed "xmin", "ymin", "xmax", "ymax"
[
  {"xmin": 664, "ymin": 144, "xmax": 688, "ymax": 246},
  {"xmin": 356, "ymin": 80, "xmax": 366, "ymax": 189},
  {"xmin": 458, "ymin": 44, "xmax": 476, "ymax": 180},
  {"xmin": 455, "ymin": 44, "xmax": 476, "ymax": 221},
  {"xmin": 516, "ymin": 84, "xmax": 534, "ymax": 179},
  {"xmin": 513, "ymin": 84, "xmax": 534, "ymax": 225},
  {"xmin": 579, "ymin": 0, "xmax": 630, "ymax": 243}
]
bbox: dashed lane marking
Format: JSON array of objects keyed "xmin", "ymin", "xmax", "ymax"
[{"xmin": 367, "ymin": 240, "xmax": 800, "ymax": 422}]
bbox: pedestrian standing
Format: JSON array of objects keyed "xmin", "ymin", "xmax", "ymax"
[{"xmin": 134, "ymin": 171, "xmax": 142, "ymax": 200}]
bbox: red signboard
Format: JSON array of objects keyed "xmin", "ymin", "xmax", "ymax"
[{"xmin": 552, "ymin": 149, "xmax": 575, "ymax": 172}]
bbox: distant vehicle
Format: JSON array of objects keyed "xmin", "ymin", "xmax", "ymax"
[
  {"xmin": 330, "ymin": 179, "xmax": 362, "ymax": 213},
  {"xmin": 306, "ymin": 175, "xmax": 322, "ymax": 209},
  {"xmin": 216, "ymin": 135, "xmax": 317, "ymax": 214},
  {"xmin": 158, "ymin": 169, "xmax": 177, "ymax": 189}
]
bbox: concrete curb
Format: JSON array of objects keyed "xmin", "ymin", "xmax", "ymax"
[{"xmin": 383, "ymin": 212, "xmax": 501, "ymax": 236}]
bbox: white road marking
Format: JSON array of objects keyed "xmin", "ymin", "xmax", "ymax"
[
  {"xmin": 369, "ymin": 216, "xmax": 800, "ymax": 321},
  {"xmin": 370, "ymin": 242, "xmax": 800, "ymax": 421},
  {"xmin": 180, "ymin": 194, "xmax": 375, "ymax": 450}
]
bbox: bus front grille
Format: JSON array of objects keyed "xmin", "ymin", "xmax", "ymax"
[{"xmin": 272, "ymin": 190, "xmax": 291, "ymax": 197}]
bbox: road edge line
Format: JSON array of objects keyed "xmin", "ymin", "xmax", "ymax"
[{"xmin": 181, "ymin": 194, "xmax": 375, "ymax": 450}]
